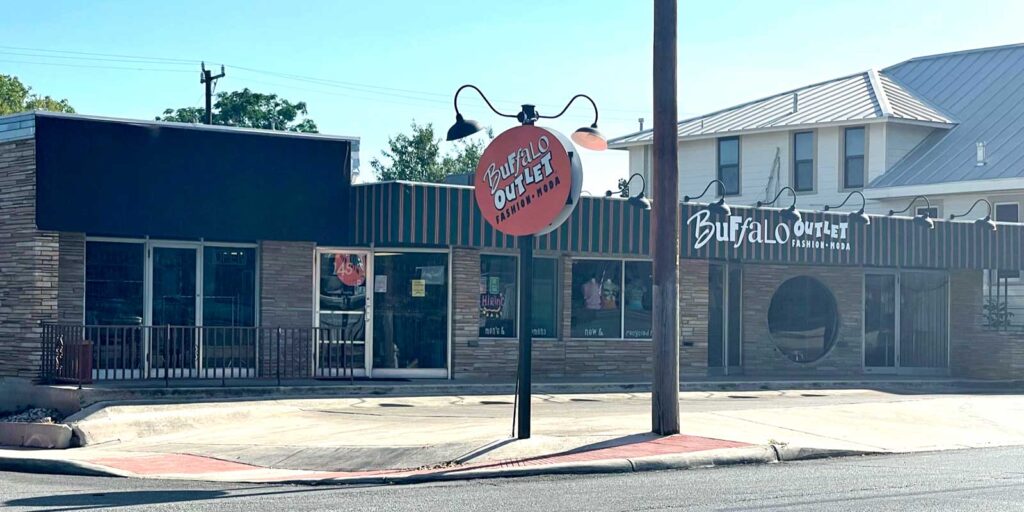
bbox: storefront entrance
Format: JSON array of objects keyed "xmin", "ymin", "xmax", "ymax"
[
  {"xmin": 864, "ymin": 271, "xmax": 950, "ymax": 374},
  {"xmin": 316, "ymin": 249, "xmax": 450, "ymax": 378}
]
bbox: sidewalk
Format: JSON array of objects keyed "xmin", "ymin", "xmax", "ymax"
[{"xmin": 4, "ymin": 388, "xmax": 1024, "ymax": 484}]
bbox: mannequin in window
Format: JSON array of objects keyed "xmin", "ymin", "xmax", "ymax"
[
  {"xmin": 583, "ymin": 275, "xmax": 602, "ymax": 310},
  {"xmin": 601, "ymin": 278, "xmax": 619, "ymax": 310}
]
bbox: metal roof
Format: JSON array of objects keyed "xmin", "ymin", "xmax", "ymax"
[
  {"xmin": 608, "ymin": 70, "xmax": 954, "ymax": 148},
  {"xmin": 871, "ymin": 43, "xmax": 1024, "ymax": 188}
]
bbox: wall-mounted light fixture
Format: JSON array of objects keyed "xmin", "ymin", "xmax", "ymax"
[
  {"xmin": 949, "ymin": 198, "xmax": 997, "ymax": 231},
  {"xmin": 823, "ymin": 190, "xmax": 871, "ymax": 225},
  {"xmin": 887, "ymin": 195, "xmax": 935, "ymax": 229},
  {"xmin": 683, "ymin": 179, "xmax": 731, "ymax": 216},
  {"xmin": 605, "ymin": 173, "xmax": 651, "ymax": 210},
  {"xmin": 757, "ymin": 186, "xmax": 801, "ymax": 223}
]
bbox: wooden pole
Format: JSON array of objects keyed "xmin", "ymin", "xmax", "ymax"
[{"xmin": 651, "ymin": 0, "xmax": 681, "ymax": 435}]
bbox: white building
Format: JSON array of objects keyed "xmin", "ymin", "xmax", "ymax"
[{"xmin": 609, "ymin": 43, "xmax": 1024, "ymax": 226}]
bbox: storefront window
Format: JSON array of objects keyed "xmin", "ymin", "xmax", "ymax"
[
  {"xmin": 531, "ymin": 258, "xmax": 559, "ymax": 338},
  {"xmin": 571, "ymin": 260, "xmax": 622, "ymax": 338},
  {"xmin": 203, "ymin": 247, "xmax": 256, "ymax": 327},
  {"xmin": 85, "ymin": 241, "xmax": 145, "ymax": 325},
  {"xmin": 623, "ymin": 261, "xmax": 653, "ymax": 339},
  {"xmin": 480, "ymin": 255, "xmax": 517, "ymax": 338},
  {"xmin": 767, "ymin": 276, "xmax": 839, "ymax": 363}
]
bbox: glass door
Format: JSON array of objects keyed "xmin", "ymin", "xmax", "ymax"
[
  {"xmin": 864, "ymin": 272, "xmax": 949, "ymax": 373},
  {"xmin": 316, "ymin": 251, "xmax": 370, "ymax": 377},
  {"xmin": 149, "ymin": 245, "xmax": 200, "ymax": 377},
  {"xmin": 864, "ymin": 273, "xmax": 897, "ymax": 371},
  {"xmin": 708, "ymin": 263, "xmax": 742, "ymax": 375},
  {"xmin": 372, "ymin": 251, "xmax": 449, "ymax": 378}
]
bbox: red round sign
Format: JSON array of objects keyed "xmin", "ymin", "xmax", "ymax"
[
  {"xmin": 475, "ymin": 125, "xmax": 575, "ymax": 236},
  {"xmin": 334, "ymin": 254, "xmax": 365, "ymax": 287}
]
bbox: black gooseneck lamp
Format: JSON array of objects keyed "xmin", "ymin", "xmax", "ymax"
[
  {"xmin": 605, "ymin": 172, "xmax": 651, "ymax": 210},
  {"xmin": 823, "ymin": 190, "xmax": 871, "ymax": 225},
  {"xmin": 757, "ymin": 186, "xmax": 802, "ymax": 223},
  {"xmin": 888, "ymin": 195, "xmax": 936, "ymax": 229},
  {"xmin": 949, "ymin": 198, "xmax": 997, "ymax": 231},
  {"xmin": 446, "ymin": 85, "xmax": 608, "ymax": 151},
  {"xmin": 683, "ymin": 179, "xmax": 732, "ymax": 216}
]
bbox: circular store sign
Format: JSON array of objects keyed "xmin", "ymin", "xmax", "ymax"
[{"xmin": 475, "ymin": 125, "xmax": 582, "ymax": 236}]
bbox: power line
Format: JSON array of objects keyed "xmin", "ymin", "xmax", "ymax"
[
  {"xmin": 0, "ymin": 44, "xmax": 654, "ymax": 116},
  {"xmin": 0, "ymin": 58, "xmax": 194, "ymax": 73}
]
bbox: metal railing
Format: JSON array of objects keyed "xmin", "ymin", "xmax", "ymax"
[{"xmin": 40, "ymin": 324, "xmax": 361, "ymax": 386}]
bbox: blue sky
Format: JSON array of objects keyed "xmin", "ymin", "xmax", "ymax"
[{"xmin": 3, "ymin": 0, "xmax": 1023, "ymax": 192}]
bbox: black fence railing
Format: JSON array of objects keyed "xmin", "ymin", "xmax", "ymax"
[{"xmin": 40, "ymin": 324, "xmax": 361, "ymax": 386}]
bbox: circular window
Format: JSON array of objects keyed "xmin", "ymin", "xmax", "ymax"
[{"xmin": 767, "ymin": 276, "xmax": 839, "ymax": 363}]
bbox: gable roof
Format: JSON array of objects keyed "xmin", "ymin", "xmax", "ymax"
[
  {"xmin": 608, "ymin": 69, "xmax": 955, "ymax": 148},
  {"xmin": 870, "ymin": 43, "xmax": 1024, "ymax": 188}
]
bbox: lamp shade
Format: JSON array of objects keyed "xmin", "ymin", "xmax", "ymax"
[
  {"xmin": 628, "ymin": 193, "xmax": 652, "ymax": 211},
  {"xmin": 782, "ymin": 206, "xmax": 802, "ymax": 223},
  {"xmin": 571, "ymin": 125, "xmax": 608, "ymax": 151},
  {"xmin": 913, "ymin": 214, "xmax": 935, "ymax": 229},
  {"xmin": 976, "ymin": 216, "xmax": 997, "ymax": 231},
  {"xmin": 446, "ymin": 114, "xmax": 483, "ymax": 141},
  {"xmin": 850, "ymin": 209, "xmax": 871, "ymax": 225},
  {"xmin": 709, "ymin": 198, "xmax": 731, "ymax": 217}
]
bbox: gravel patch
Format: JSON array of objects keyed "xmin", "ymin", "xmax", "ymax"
[{"xmin": 0, "ymin": 408, "xmax": 64, "ymax": 424}]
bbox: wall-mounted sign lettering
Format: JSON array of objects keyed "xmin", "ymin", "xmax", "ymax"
[
  {"xmin": 687, "ymin": 209, "xmax": 851, "ymax": 251},
  {"xmin": 475, "ymin": 125, "xmax": 582, "ymax": 236}
]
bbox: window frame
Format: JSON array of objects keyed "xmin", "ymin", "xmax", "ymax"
[
  {"xmin": 85, "ymin": 237, "xmax": 260, "ymax": 328},
  {"xmin": 477, "ymin": 252, "xmax": 561, "ymax": 340},
  {"xmin": 716, "ymin": 136, "xmax": 741, "ymax": 197},
  {"xmin": 916, "ymin": 206, "xmax": 940, "ymax": 219},
  {"xmin": 994, "ymin": 201, "xmax": 1020, "ymax": 223},
  {"xmin": 841, "ymin": 126, "xmax": 867, "ymax": 190},
  {"xmin": 570, "ymin": 257, "xmax": 653, "ymax": 341},
  {"xmin": 478, "ymin": 253, "xmax": 519, "ymax": 339},
  {"xmin": 791, "ymin": 130, "xmax": 815, "ymax": 193}
]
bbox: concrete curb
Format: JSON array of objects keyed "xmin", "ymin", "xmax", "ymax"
[
  {"xmin": 0, "ymin": 454, "xmax": 131, "ymax": 478},
  {"xmin": 273, "ymin": 445, "xmax": 881, "ymax": 486},
  {"xmin": 0, "ymin": 444, "xmax": 881, "ymax": 485}
]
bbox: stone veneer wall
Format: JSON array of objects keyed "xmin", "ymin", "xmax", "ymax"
[
  {"xmin": 949, "ymin": 270, "xmax": 1024, "ymax": 379},
  {"xmin": 740, "ymin": 263, "xmax": 863, "ymax": 376},
  {"xmin": 0, "ymin": 138, "xmax": 60, "ymax": 379},
  {"xmin": 57, "ymin": 232, "xmax": 85, "ymax": 323},
  {"xmin": 259, "ymin": 241, "xmax": 315, "ymax": 376},
  {"xmin": 451, "ymin": 250, "xmax": 710, "ymax": 380}
]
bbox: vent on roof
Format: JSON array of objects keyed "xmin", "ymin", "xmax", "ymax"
[
  {"xmin": 792, "ymin": 92, "xmax": 799, "ymax": 113},
  {"xmin": 976, "ymin": 142, "xmax": 987, "ymax": 166}
]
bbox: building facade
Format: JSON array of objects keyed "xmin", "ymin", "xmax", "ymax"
[{"xmin": 1, "ymin": 111, "xmax": 1022, "ymax": 384}]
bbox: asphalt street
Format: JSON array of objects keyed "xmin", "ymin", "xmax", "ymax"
[{"xmin": 2, "ymin": 446, "xmax": 1023, "ymax": 511}]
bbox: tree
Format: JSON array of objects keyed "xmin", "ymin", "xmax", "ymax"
[
  {"xmin": 371, "ymin": 122, "xmax": 489, "ymax": 183},
  {"xmin": 0, "ymin": 75, "xmax": 75, "ymax": 115},
  {"xmin": 157, "ymin": 88, "xmax": 318, "ymax": 132}
]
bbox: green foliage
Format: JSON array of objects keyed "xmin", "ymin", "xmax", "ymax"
[
  {"xmin": 983, "ymin": 298, "xmax": 1014, "ymax": 329},
  {"xmin": 157, "ymin": 88, "xmax": 318, "ymax": 132},
  {"xmin": 371, "ymin": 122, "xmax": 489, "ymax": 183},
  {"xmin": 0, "ymin": 74, "xmax": 75, "ymax": 115}
]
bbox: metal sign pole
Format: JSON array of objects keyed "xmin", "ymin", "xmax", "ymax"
[{"xmin": 517, "ymin": 233, "xmax": 534, "ymax": 439}]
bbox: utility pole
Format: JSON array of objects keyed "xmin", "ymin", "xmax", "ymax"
[
  {"xmin": 201, "ymin": 62, "xmax": 226, "ymax": 125},
  {"xmin": 651, "ymin": 0, "xmax": 681, "ymax": 435}
]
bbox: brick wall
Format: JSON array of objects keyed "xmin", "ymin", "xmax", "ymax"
[
  {"xmin": 259, "ymin": 241, "xmax": 315, "ymax": 376},
  {"xmin": 950, "ymin": 270, "xmax": 1024, "ymax": 379},
  {"xmin": 679, "ymin": 259, "xmax": 710, "ymax": 377},
  {"xmin": 740, "ymin": 263, "xmax": 863, "ymax": 376},
  {"xmin": 0, "ymin": 138, "xmax": 60, "ymax": 379},
  {"xmin": 57, "ymin": 232, "xmax": 85, "ymax": 323}
]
